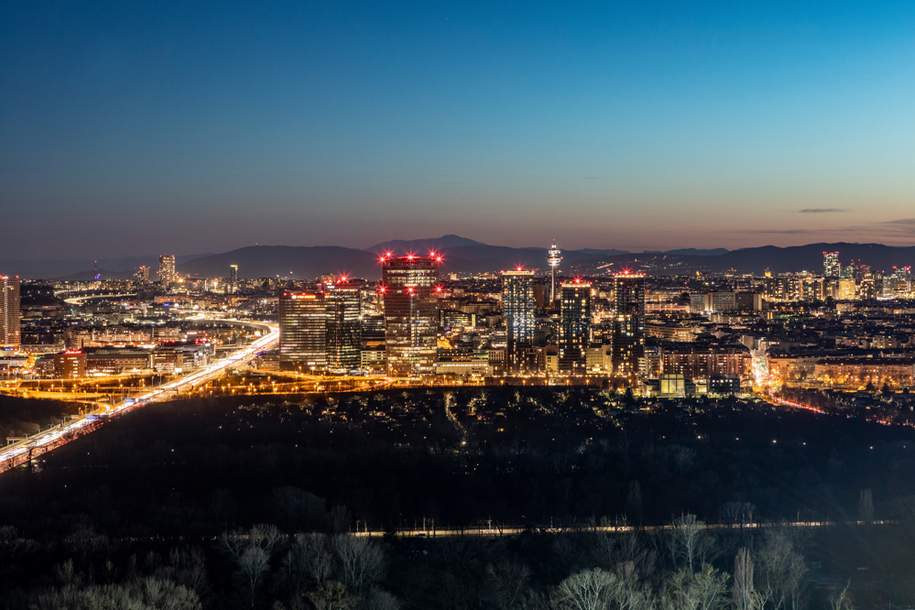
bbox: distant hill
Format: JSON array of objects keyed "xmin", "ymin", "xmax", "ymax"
[
  {"xmin": 368, "ymin": 234, "xmax": 485, "ymax": 253},
  {"xmin": 697, "ymin": 243, "xmax": 915, "ymax": 273},
  {"xmin": 7, "ymin": 237, "xmax": 915, "ymax": 279}
]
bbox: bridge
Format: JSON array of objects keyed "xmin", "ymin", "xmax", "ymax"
[{"xmin": 0, "ymin": 319, "xmax": 279, "ymax": 474}]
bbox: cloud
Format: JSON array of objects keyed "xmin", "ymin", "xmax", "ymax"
[
  {"xmin": 797, "ymin": 208, "xmax": 848, "ymax": 214},
  {"xmin": 881, "ymin": 218, "xmax": 915, "ymax": 226}
]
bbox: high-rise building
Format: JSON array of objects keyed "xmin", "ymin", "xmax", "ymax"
[
  {"xmin": 325, "ymin": 277, "xmax": 362, "ymax": 371},
  {"xmin": 558, "ymin": 279, "xmax": 591, "ymax": 374},
  {"xmin": 501, "ymin": 268, "xmax": 536, "ymax": 372},
  {"xmin": 823, "ymin": 251, "xmax": 841, "ymax": 279},
  {"xmin": 157, "ymin": 255, "xmax": 177, "ymax": 285},
  {"xmin": 135, "ymin": 265, "xmax": 151, "ymax": 283},
  {"xmin": 278, "ymin": 292, "xmax": 327, "ymax": 372},
  {"xmin": 381, "ymin": 252, "xmax": 441, "ymax": 377},
  {"xmin": 612, "ymin": 272, "xmax": 646, "ymax": 381},
  {"xmin": 228, "ymin": 264, "xmax": 239, "ymax": 294},
  {"xmin": 547, "ymin": 242, "xmax": 563, "ymax": 304},
  {"xmin": 0, "ymin": 275, "xmax": 21, "ymax": 349}
]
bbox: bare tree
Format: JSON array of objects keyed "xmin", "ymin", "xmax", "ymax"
[
  {"xmin": 661, "ymin": 565, "xmax": 728, "ymax": 610},
  {"xmin": 756, "ymin": 529, "xmax": 806, "ymax": 610},
  {"xmin": 829, "ymin": 583, "xmax": 855, "ymax": 610},
  {"xmin": 732, "ymin": 548, "xmax": 764, "ymax": 610},
  {"xmin": 668, "ymin": 514, "xmax": 712, "ymax": 572},
  {"xmin": 552, "ymin": 568, "xmax": 617, "ymax": 610},
  {"xmin": 297, "ymin": 533, "xmax": 334, "ymax": 584},
  {"xmin": 553, "ymin": 567, "xmax": 652, "ymax": 610},
  {"xmin": 333, "ymin": 535, "xmax": 385, "ymax": 592},
  {"xmin": 238, "ymin": 546, "xmax": 270, "ymax": 608}
]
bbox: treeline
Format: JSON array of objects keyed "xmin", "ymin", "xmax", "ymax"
[{"xmin": 0, "ymin": 515, "xmax": 875, "ymax": 609}]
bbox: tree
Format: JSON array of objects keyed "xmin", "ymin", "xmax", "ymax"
[
  {"xmin": 238, "ymin": 546, "xmax": 270, "ymax": 608},
  {"xmin": 829, "ymin": 583, "xmax": 855, "ymax": 610},
  {"xmin": 660, "ymin": 565, "xmax": 728, "ymax": 610},
  {"xmin": 307, "ymin": 581, "xmax": 355, "ymax": 610},
  {"xmin": 732, "ymin": 548, "xmax": 763, "ymax": 610},
  {"xmin": 552, "ymin": 568, "xmax": 617, "ymax": 610},
  {"xmin": 668, "ymin": 514, "xmax": 712, "ymax": 573},
  {"xmin": 332, "ymin": 535, "xmax": 385, "ymax": 592},
  {"xmin": 756, "ymin": 529, "xmax": 806, "ymax": 610},
  {"xmin": 553, "ymin": 567, "xmax": 651, "ymax": 610}
]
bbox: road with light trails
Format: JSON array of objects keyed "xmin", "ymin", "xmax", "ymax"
[
  {"xmin": 0, "ymin": 320, "xmax": 278, "ymax": 475},
  {"xmin": 354, "ymin": 518, "xmax": 894, "ymax": 539}
]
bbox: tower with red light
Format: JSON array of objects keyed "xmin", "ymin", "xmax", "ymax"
[{"xmin": 381, "ymin": 253, "xmax": 442, "ymax": 377}]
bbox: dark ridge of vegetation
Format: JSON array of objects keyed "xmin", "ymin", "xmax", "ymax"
[
  {"xmin": 0, "ymin": 395, "xmax": 84, "ymax": 441},
  {"xmin": 1, "ymin": 388, "xmax": 913, "ymax": 541}
]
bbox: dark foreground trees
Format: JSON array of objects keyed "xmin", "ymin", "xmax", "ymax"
[{"xmin": 1, "ymin": 515, "xmax": 875, "ymax": 609}]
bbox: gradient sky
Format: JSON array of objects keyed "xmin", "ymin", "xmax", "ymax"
[{"xmin": 4, "ymin": 1, "xmax": 915, "ymax": 259}]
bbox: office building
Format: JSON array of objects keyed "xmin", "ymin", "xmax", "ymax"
[
  {"xmin": 501, "ymin": 268, "xmax": 536, "ymax": 372},
  {"xmin": 823, "ymin": 251, "xmax": 841, "ymax": 279},
  {"xmin": 558, "ymin": 279, "xmax": 591, "ymax": 373},
  {"xmin": 325, "ymin": 278, "xmax": 362, "ymax": 371},
  {"xmin": 157, "ymin": 254, "xmax": 177, "ymax": 285},
  {"xmin": 278, "ymin": 292, "xmax": 327, "ymax": 372},
  {"xmin": 0, "ymin": 275, "xmax": 21, "ymax": 349},
  {"xmin": 612, "ymin": 272, "xmax": 646, "ymax": 381},
  {"xmin": 381, "ymin": 253, "xmax": 441, "ymax": 376}
]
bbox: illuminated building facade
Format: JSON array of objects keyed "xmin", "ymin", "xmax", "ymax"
[
  {"xmin": 157, "ymin": 254, "xmax": 177, "ymax": 285},
  {"xmin": 558, "ymin": 279, "xmax": 591, "ymax": 373},
  {"xmin": 0, "ymin": 275, "xmax": 21, "ymax": 349},
  {"xmin": 612, "ymin": 272, "xmax": 645, "ymax": 380},
  {"xmin": 823, "ymin": 250, "xmax": 841, "ymax": 278},
  {"xmin": 381, "ymin": 253, "xmax": 441, "ymax": 376},
  {"xmin": 325, "ymin": 278, "xmax": 362, "ymax": 371},
  {"xmin": 278, "ymin": 292, "xmax": 327, "ymax": 372},
  {"xmin": 501, "ymin": 268, "xmax": 536, "ymax": 372},
  {"xmin": 228, "ymin": 264, "xmax": 239, "ymax": 294},
  {"xmin": 135, "ymin": 265, "xmax": 151, "ymax": 284},
  {"xmin": 547, "ymin": 242, "xmax": 562, "ymax": 303}
]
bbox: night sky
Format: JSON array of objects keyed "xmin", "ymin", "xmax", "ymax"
[{"xmin": 4, "ymin": 1, "xmax": 915, "ymax": 259}]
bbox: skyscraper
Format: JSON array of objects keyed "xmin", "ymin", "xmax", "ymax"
[
  {"xmin": 381, "ymin": 252, "xmax": 441, "ymax": 377},
  {"xmin": 547, "ymin": 242, "xmax": 563, "ymax": 304},
  {"xmin": 0, "ymin": 275, "xmax": 21, "ymax": 349},
  {"xmin": 612, "ymin": 272, "xmax": 646, "ymax": 381},
  {"xmin": 325, "ymin": 277, "xmax": 362, "ymax": 371},
  {"xmin": 228, "ymin": 264, "xmax": 239, "ymax": 294},
  {"xmin": 278, "ymin": 291, "xmax": 327, "ymax": 372},
  {"xmin": 558, "ymin": 279, "xmax": 591, "ymax": 374},
  {"xmin": 157, "ymin": 254, "xmax": 177, "ymax": 285},
  {"xmin": 501, "ymin": 268, "xmax": 536, "ymax": 372},
  {"xmin": 823, "ymin": 251, "xmax": 841, "ymax": 279}
]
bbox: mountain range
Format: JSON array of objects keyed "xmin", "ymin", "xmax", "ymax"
[{"xmin": 4, "ymin": 236, "xmax": 915, "ymax": 279}]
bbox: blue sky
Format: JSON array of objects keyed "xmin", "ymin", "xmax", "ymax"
[{"xmin": 3, "ymin": 1, "xmax": 915, "ymax": 258}]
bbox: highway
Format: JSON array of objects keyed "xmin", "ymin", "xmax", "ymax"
[{"xmin": 0, "ymin": 320, "xmax": 279, "ymax": 475}]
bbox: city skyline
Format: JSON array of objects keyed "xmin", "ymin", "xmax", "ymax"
[{"xmin": 5, "ymin": 2, "xmax": 915, "ymax": 259}]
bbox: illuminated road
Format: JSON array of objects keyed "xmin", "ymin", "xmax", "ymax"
[
  {"xmin": 0, "ymin": 320, "xmax": 278, "ymax": 474},
  {"xmin": 352, "ymin": 518, "xmax": 892, "ymax": 539}
]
